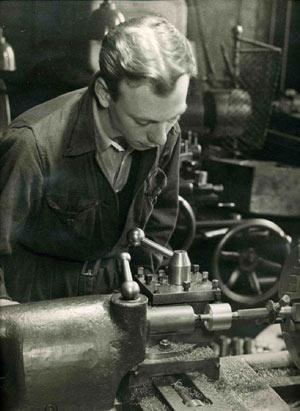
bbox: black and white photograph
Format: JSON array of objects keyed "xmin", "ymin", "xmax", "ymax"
[{"xmin": 0, "ymin": 1, "xmax": 300, "ymax": 410}]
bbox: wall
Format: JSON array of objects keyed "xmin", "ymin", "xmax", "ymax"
[
  {"xmin": 0, "ymin": 0, "xmax": 187, "ymax": 117},
  {"xmin": 0, "ymin": 0, "xmax": 293, "ymax": 118}
]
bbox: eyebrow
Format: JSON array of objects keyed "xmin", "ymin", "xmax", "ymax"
[{"xmin": 133, "ymin": 105, "xmax": 188, "ymax": 124}]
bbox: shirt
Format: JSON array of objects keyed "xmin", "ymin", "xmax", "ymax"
[{"xmin": 93, "ymin": 99, "xmax": 134, "ymax": 192}]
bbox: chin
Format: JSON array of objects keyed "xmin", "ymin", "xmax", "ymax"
[
  {"xmin": 131, "ymin": 142, "xmax": 153, "ymax": 151},
  {"xmin": 135, "ymin": 147, "xmax": 150, "ymax": 151}
]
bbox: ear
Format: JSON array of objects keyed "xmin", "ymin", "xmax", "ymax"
[{"xmin": 94, "ymin": 77, "xmax": 111, "ymax": 108}]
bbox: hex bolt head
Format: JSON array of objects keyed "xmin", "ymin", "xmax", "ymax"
[
  {"xmin": 183, "ymin": 281, "xmax": 191, "ymax": 291},
  {"xmin": 137, "ymin": 266, "xmax": 144, "ymax": 278},
  {"xmin": 212, "ymin": 279, "xmax": 219, "ymax": 290},
  {"xmin": 278, "ymin": 294, "xmax": 291, "ymax": 307},
  {"xmin": 202, "ymin": 271, "xmax": 209, "ymax": 281},
  {"xmin": 192, "ymin": 264, "xmax": 200, "ymax": 274},
  {"xmin": 159, "ymin": 339, "xmax": 171, "ymax": 350}
]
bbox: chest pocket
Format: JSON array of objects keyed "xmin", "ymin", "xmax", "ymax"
[{"xmin": 46, "ymin": 193, "xmax": 100, "ymax": 241}]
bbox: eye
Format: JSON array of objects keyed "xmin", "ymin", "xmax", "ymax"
[{"xmin": 134, "ymin": 119, "xmax": 151, "ymax": 126}]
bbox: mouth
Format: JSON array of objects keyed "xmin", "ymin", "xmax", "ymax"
[{"xmin": 134, "ymin": 142, "xmax": 155, "ymax": 150}]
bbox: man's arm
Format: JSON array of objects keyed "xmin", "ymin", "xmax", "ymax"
[{"xmin": 0, "ymin": 126, "xmax": 44, "ymax": 302}]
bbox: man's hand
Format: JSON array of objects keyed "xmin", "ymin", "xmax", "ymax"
[{"xmin": 0, "ymin": 299, "xmax": 19, "ymax": 306}]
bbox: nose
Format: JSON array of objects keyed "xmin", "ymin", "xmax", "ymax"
[{"xmin": 147, "ymin": 123, "xmax": 167, "ymax": 146}]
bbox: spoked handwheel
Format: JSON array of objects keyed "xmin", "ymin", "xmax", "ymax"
[{"xmin": 212, "ymin": 219, "xmax": 291, "ymax": 305}]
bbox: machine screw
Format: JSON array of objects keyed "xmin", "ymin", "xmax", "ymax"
[
  {"xmin": 192, "ymin": 264, "xmax": 200, "ymax": 274},
  {"xmin": 212, "ymin": 279, "xmax": 219, "ymax": 290},
  {"xmin": 182, "ymin": 281, "xmax": 191, "ymax": 292},
  {"xmin": 230, "ymin": 213, "xmax": 242, "ymax": 221},
  {"xmin": 276, "ymin": 294, "xmax": 291, "ymax": 309},
  {"xmin": 202, "ymin": 271, "xmax": 209, "ymax": 282},
  {"xmin": 158, "ymin": 269, "xmax": 166, "ymax": 284},
  {"xmin": 159, "ymin": 339, "xmax": 171, "ymax": 351},
  {"xmin": 195, "ymin": 170, "xmax": 208, "ymax": 186},
  {"xmin": 137, "ymin": 266, "xmax": 144, "ymax": 278}
]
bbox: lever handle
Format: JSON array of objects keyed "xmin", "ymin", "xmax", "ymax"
[
  {"xmin": 119, "ymin": 252, "xmax": 140, "ymax": 300},
  {"xmin": 127, "ymin": 228, "xmax": 173, "ymax": 258}
]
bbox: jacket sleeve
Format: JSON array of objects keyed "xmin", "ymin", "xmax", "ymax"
[
  {"xmin": 0, "ymin": 126, "xmax": 44, "ymax": 298},
  {"xmin": 131, "ymin": 127, "xmax": 181, "ymax": 274}
]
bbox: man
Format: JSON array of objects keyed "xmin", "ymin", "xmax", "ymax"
[{"xmin": 0, "ymin": 15, "xmax": 196, "ymax": 304}]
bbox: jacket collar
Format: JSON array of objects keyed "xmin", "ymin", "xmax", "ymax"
[{"xmin": 64, "ymin": 86, "xmax": 96, "ymax": 157}]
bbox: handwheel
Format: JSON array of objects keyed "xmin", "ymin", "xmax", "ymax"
[
  {"xmin": 212, "ymin": 219, "xmax": 291, "ymax": 305},
  {"xmin": 170, "ymin": 196, "xmax": 196, "ymax": 251}
]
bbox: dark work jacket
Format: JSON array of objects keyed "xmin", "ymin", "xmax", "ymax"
[{"xmin": 0, "ymin": 87, "xmax": 180, "ymax": 302}]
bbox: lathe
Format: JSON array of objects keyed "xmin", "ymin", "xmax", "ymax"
[{"xmin": 0, "ymin": 228, "xmax": 299, "ymax": 411}]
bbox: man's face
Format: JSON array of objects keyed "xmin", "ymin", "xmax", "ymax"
[{"xmin": 106, "ymin": 74, "xmax": 189, "ymax": 150}]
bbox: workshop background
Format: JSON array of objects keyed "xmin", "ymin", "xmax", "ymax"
[
  {"xmin": 0, "ymin": 0, "xmax": 299, "ymax": 152},
  {"xmin": 1, "ymin": 2, "xmax": 300, "ymax": 409}
]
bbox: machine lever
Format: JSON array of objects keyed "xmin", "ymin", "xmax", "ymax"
[
  {"xmin": 127, "ymin": 228, "xmax": 174, "ymax": 258},
  {"xmin": 119, "ymin": 252, "xmax": 140, "ymax": 300}
]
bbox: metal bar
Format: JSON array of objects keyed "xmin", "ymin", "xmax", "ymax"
[
  {"xmin": 266, "ymin": 128, "xmax": 300, "ymax": 142},
  {"xmin": 237, "ymin": 35, "xmax": 282, "ymax": 52},
  {"xmin": 239, "ymin": 48, "xmax": 281, "ymax": 53},
  {"xmin": 233, "ymin": 308, "xmax": 269, "ymax": 320},
  {"xmin": 280, "ymin": 0, "xmax": 293, "ymax": 90},
  {"xmin": 231, "ymin": 350, "xmax": 293, "ymax": 368},
  {"xmin": 196, "ymin": 219, "xmax": 247, "ymax": 228},
  {"xmin": 142, "ymin": 237, "xmax": 173, "ymax": 258},
  {"xmin": 269, "ymin": 0, "xmax": 277, "ymax": 45},
  {"xmin": 119, "ymin": 253, "xmax": 133, "ymax": 282}
]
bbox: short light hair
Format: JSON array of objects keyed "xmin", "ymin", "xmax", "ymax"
[{"xmin": 97, "ymin": 15, "xmax": 197, "ymax": 99}]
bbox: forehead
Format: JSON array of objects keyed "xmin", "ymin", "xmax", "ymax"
[{"xmin": 117, "ymin": 75, "xmax": 189, "ymax": 121}]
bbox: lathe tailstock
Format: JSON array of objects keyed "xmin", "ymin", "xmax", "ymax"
[{"xmin": 0, "ymin": 229, "xmax": 299, "ymax": 410}]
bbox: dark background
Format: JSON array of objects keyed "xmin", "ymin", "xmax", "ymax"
[{"xmin": 1, "ymin": 0, "xmax": 299, "ymax": 118}]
